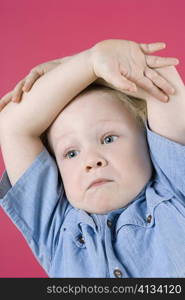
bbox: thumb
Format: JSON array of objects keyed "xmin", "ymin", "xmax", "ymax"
[{"xmin": 140, "ymin": 42, "xmax": 166, "ymax": 54}]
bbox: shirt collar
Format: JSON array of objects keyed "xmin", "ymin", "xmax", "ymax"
[{"xmin": 115, "ymin": 179, "xmax": 172, "ymax": 232}]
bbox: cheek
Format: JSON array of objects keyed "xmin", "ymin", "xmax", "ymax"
[
  {"xmin": 59, "ymin": 163, "xmax": 82, "ymax": 200},
  {"xmin": 128, "ymin": 133, "xmax": 148, "ymax": 160},
  {"xmin": 118, "ymin": 137, "xmax": 150, "ymax": 177},
  {"xmin": 126, "ymin": 136, "xmax": 152, "ymax": 183},
  {"xmin": 135, "ymin": 135, "xmax": 151, "ymax": 166}
]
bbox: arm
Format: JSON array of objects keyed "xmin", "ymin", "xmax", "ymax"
[
  {"xmin": 0, "ymin": 49, "xmax": 96, "ymax": 186},
  {"xmin": 146, "ymin": 66, "xmax": 185, "ymax": 145},
  {"xmin": 0, "ymin": 41, "xmax": 179, "ymax": 108},
  {"xmin": 0, "ymin": 49, "xmax": 96, "ymax": 136}
]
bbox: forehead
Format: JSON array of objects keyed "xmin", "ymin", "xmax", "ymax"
[{"xmin": 48, "ymin": 89, "xmax": 136, "ymax": 141}]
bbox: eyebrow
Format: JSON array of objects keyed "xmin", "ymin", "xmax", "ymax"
[{"xmin": 56, "ymin": 119, "xmax": 124, "ymax": 142}]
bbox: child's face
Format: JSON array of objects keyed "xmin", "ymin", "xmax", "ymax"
[{"xmin": 47, "ymin": 89, "xmax": 152, "ymax": 214}]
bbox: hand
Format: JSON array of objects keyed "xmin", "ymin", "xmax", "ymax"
[
  {"xmin": 91, "ymin": 39, "xmax": 179, "ymax": 102},
  {"xmin": 0, "ymin": 56, "xmax": 71, "ymax": 111}
]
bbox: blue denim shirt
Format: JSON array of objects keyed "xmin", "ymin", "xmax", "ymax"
[{"xmin": 1, "ymin": 122, "xmax": 185, "ymax": 278}]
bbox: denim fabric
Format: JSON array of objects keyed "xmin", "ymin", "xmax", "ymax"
[{"xmin": 1, "ymin": 122, "xmax": 185, "ymax": 278}]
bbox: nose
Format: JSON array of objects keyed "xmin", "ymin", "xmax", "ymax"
[{"xmin": 85, "ymin": 154, "xmax": 107, "ymax": 171}]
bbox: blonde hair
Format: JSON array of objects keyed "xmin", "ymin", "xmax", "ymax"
[
  {"xmin": 40, "ymin": 83, "xmax": 147, "ymax": 157},
  {"xmin": 81, "ymin": 83, "xmax": 147, "ymax": 126}
]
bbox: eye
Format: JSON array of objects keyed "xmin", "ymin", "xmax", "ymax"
[
  {"xmin": 64, "ymin": 150, "xmax": 79, "ymax": 159},
  {"xmin": 63, "ymin": 135, "xmax": 118, "ymax": 159},
  {"xmin": 103, "ymin": 135, "xmax": 118, "ymax": 144}
]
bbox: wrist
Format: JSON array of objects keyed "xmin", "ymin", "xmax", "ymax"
[
  {"xmin": 59, "ymin": 49, "xmax": 97, "ymax": 82},
  {"xmin": 89, "ymin": 42, "xmax": 104, "ymax": 79},
  {"xmin": 85, "ymin": 47, "xmax": 98, "ymax": 82}
]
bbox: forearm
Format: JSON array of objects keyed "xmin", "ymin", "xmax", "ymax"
[
  {"xmin": 146, "ymin": 66, "xmax": 185, "ymax": 144},
  {"xmin": 0, "ymin": 49, "xmax": 97, "ymax": 137}
]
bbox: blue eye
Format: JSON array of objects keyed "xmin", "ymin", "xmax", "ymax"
[
  {"xmin": 65, "ymin": 150, "xmax": 78, "ymax": 159},
  {"xmin": 64, "ymin": 135, "xmax": 118, "ymax": 159},
  {"xmin": 103, "ymin": 135, "xmax": 118, "ymax": 144}
]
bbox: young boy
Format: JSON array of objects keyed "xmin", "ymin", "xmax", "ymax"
[{"xmin": 0, "ymin": 39, "xmax": 184, "ymax": 278}]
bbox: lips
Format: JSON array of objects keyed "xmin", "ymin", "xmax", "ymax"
[{"xmin": 88, "ymin": 178, "xmax": 113, "ymax": 190}]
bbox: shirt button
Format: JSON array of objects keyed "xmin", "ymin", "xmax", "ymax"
[
  {"xmin": 78, "ymin": 235, "xmax": 85, "ymax": 244},
  {"xmin": 113, "ymin": 268, "xmax": 122, "ymax": 278},
  {"xmin": 146, "ymin": 214, "xmax": 152, "ymax": 223},
  {"xmin": 107, "ymin": 219, "xmax": 112, "ymax": 228}
]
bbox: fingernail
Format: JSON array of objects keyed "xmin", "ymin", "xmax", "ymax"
[
  {"xmin": 164, "ymin": 95, "xmax": 169, "ymax": 101},
  {"xmin": 128, "ymin": 85, "xmax": 137, "ymax": 92},
  {"xmin": 132, "ymin": 86, "xmax": 137, "ymax": 92}
]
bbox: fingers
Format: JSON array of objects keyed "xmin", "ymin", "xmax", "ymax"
[
  {"xmin": 11, "ymin": 80, "xmax": 25, "ymax": 102},
  {"xmin": 144, "ymin": 67, "xmax": 175, "ymax": 97},
  {"xmin": 22, "ymin": 70, "xmax": 40, "ymax": 92},
  {"xmin": 140, "ymin": 42, "xmax": 166, "ymax": 54},
  {"xmin": 104, "ymin": 70, "xmax": 137, "ymax": 92},
  {"xmin": 0, "ymin": 91, "xmax": 13, "ymax": 111},
  {"xmin": 134, "ymin": 74, "xmax": 169, "ymax": 102},
  {"xmin": 1, "ymin": 68, "xmax": 44, "ymax": 108},
  {"xmin": 146, "ymin": 55, "xmax": 179, "ymax": 68},
  {"xmin": 11, "ymin": 70, "xmax": 40, "ymax": 102}
]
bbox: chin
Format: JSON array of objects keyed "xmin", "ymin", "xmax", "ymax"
[{"xmin": 70, "ymin": 189, "xmax": 133, "ymax": 214}]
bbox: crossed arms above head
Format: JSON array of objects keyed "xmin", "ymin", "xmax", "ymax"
[{"xmin": 0, "ymin": 39, "xmax": 182, "ymax": 186}]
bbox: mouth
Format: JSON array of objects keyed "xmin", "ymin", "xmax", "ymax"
[{"xmin": 88, "ymin": 179, "xmax": 113, "ymax": 190}]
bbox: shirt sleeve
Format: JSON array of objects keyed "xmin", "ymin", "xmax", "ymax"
[
  {"xmin": 145, "ymin": 120, "xmax": 185, "ymax": 198},
  {"xmin": 0, "ymin": 147, "xmax": 70, "ymax": 275}
]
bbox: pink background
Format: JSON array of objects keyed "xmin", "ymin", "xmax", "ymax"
[{"xmin": 0, "ymin": 0, "xmax": 184, "ymax": 277}]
